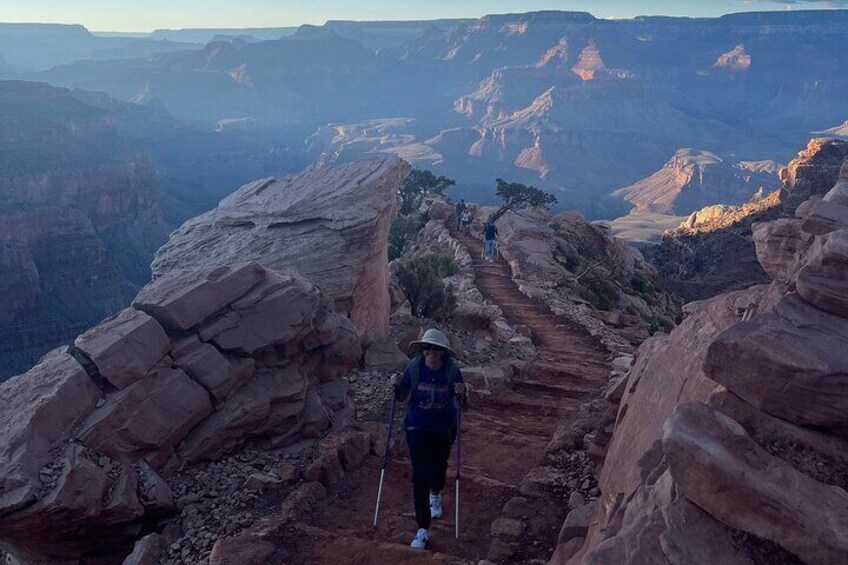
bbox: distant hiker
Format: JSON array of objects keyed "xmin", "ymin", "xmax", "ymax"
[
  {"xmin": 391, "ymin": 329, "xmax": 466, "ymax": 550},
  {"xmin": 454, "ymin": 199, "xmax": 466, "ymax": 230},
  {"xmin": 460, "ymin": 209, "xmax": 472, "ymax": 234},
  {"xmin": 484, "ymin": 219, "xmax": 499, "ymax": 262}
]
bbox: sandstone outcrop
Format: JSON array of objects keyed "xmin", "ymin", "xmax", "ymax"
[
  {"xmin": 0, "ymin": 263, "xmax": 360, "ymax": 562},
  {"xmin": 151, "ymin": 157, "xmax": 409, "ymax": 341},
  {"xmin": 751, "ymin": 218, "xmax": 810, "ymax": 287},
  {"xmin": 780, "ymin": 138, "xmax": 848, "ymax": 209},
  {"xmin": 558, "ymin": 139, "xmax": 848, "ymax": 563},
  {"xmin": 478, "ymin": 206, "xmax": 677, "ymax": 346},
  {"xmin": 664, "ymin": 402, "xmax": 848, "ymax": 565}
]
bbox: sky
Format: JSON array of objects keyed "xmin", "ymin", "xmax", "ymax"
[{"xmin": 1, "ymin": 0, "xmax": 847, "ymax": 32}]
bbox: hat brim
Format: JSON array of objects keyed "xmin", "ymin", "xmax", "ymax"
[{"xmin": 409, "ymin": 339, "xmax": 455, "ymax": 357}]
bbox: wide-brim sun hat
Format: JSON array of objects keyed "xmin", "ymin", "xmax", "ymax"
[{"xmin": 409, "ymin": 328, "xmax": 455, "ymax": 357}]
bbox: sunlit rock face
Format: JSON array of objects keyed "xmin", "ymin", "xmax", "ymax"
[
  {"xmin": 152, "ymin": 157, "xmax": 409, "ymax": 341},
  {"xmin": 613, "ymin": 149, "xmax": 781, "ymax": 216},
  {"xmin": 645, "ymin": 139, "xmax": 848, "ymax": 302}
]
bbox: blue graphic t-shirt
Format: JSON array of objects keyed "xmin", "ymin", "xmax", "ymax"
[{"xmin": 400, "ymin": 357, "xmax": 463, "ymax": 431}]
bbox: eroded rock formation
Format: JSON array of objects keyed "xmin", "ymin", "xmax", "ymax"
[
  {"xmin": 613, "ymin": 148, "xmax": 780, "ymax": 216},
  {"xmin": 647, "ymin": 138, "xmax": 848, "ymax": 302},
  {"xmin": 152, "ymin": 157, "xmax": 409, "ymax": 341},
  {"xmin": 0, "ymin": 263, "xmax": 360, "ymax": 562},
  {"xmin": 469, "ymin": 205, "xmax": 678, "ymax": 347},
  {"xmin": 555, "ymin": 145, "xmax": 848, "ymax": 563}
]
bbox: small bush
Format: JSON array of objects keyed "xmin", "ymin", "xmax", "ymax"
[
  {"xmin": 576, "ymin": 238, "xmax": 598, "ymax": 261},
  {"xmin": 647, "ymin": 315, "xmax": 674, "ymax": 334},
  {"xmin": 424, "ymin": 253, "xmax": 459, "ymax": 277},
  {"xmin": 578, "ymin": 278, "xmax": 618, "ymax": 310},
  {"xmin": 590, "ymin": 279, "xmax": 619, "ymax": 310},
  {"xmin": 554, "ymin": 240, "xmax": 581, "ymax": 271},
  {"xmin": 388, "ymin": 215, "xmax": 424, "ymax": 261},
  {"xmin": 576, "ymin": 284, "xmax": 599, "ymax": 305},
  {"xmin": 396, "ymin": 257, "xmax": 457, "ymax": 320},
  {"xmin": 630, "ymin": 274, "xmax": 653, "ymax": 295}
]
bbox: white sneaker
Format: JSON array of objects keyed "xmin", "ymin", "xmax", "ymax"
[
  {"xmin": 429, "ymin": 493, "xmax": 443, "ymax": 519},
  {"xmin": 410, "ymin": 528, "xmax": 430, "ymax": 550}
]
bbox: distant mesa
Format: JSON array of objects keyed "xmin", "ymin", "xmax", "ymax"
[
  {"xmin": 149, "ymin": 27, "xmax": 298, "ymax": 43},
  {"xmin": 711, "ymin": 44, "xmax": 752, "ymax": 71},
  {"xmin": 20, "ymin": 10, "xmax": 848, "ymax": 219},
  {"xmin": 815, "ymin": 120, "xmax": 848, "ymax": 139},
  {"xmin": 613, "ymin": 148, "xmax": 782, "ymax": 216}
]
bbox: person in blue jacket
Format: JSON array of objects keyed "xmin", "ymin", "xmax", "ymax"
[{"xmin": 391, "ymin": 328, "xmax": 466, "ymax": 550}]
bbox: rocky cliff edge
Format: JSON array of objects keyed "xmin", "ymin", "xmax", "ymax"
[
  {"xmin": 151, "ymin": 156, "xmax": 410, "ymax": 342},
  {"xmin": 0, "ymin": 263, "xmax": 361, "ymax": 562},
  {"xmin": 554, "ymin": 139, "xmax": 848, "ymax": 564}
]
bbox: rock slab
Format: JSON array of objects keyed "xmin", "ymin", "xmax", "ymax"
[{"xmin": 151, "ymin": 157, "xmax": 410, "ymax": 340}]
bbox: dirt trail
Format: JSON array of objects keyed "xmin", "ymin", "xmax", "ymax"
[{"xmin": 277, "ymin": 230, "xmax": 610, "ymax": 564}]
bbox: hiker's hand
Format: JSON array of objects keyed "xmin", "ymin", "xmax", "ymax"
[
  {"xmin": 454, "ymin": 383, "xmax": 466, "ymax": 396},
  {"xmin": 390, "ymin": 374, "xmax": 401, "ymax": 389}
]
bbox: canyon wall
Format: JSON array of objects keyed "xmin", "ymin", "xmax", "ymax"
[
  {"xmin": 0, "ymin": 81, "xmax": 170, "ymax": 379},
  {"xmin": 555, "ymin": 139, "xmax": 848, "ymax": 563}
]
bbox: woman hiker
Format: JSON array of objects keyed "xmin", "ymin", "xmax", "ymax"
[{"xmin": 391, "ymin": 328, "xmax": 466, "ymax": 550}]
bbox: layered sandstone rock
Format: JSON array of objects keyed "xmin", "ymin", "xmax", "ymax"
[
  {"xmin": 0, "ymin": 263, "xmax": 360, "ymax": 562},
  {"xmin": 780, "ymin": 138, "xmax": 848, "ymax": 209},
  {"xmin": 151, "ymin": 157, "xmax": 409, "ymax": 341},
  {"xmin": 664, "ymin": 403, "xmax": 848, "ymax": 564},
  {"xmin": 558, "ymin": 141, "xmax": 848, "ymax": 564},
  {"xmin": 478, "ymin": 206, "xmax": 677, "ymax": 346}
]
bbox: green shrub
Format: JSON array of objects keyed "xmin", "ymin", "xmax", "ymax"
[
  {"xmin": 578, "ymin": 278, "xmax": 618, "ymax": 310},
  {"xmin": 590, "ymin": 279, "xmax": 619, "ymax": 310},
  {"xmin": 423, "ymin": 253, "xmax": 459, "ymax": 277},
  {"xmin": 554, "ymin": 240, "xmax": 581, "ymax": 271},
  {"xmin": 400, "ymin": 169, "xmax": 456, "ymax": 215},
  {"xmin": 647, "ymin": 315, "xmax": 674, "ymax": 334},
  {"xmin": 576, "ymin": 238, "xmax": 598, "ymax": 261},
  {"xmin": 388, "ymin": 215, "xmax": 424, "ymax": 261},
  {"xmin": 630, "ymin": 274, "xmax": 653, "ymax": 294},
  {"xmin": 576, "ymin": 284, "xmax": 598, "ymax": 305},
  {"xmin": 396, "ymin": 257, "xmax": 457, "ymax": 320}
]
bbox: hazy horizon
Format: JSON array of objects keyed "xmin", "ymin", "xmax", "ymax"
[{"xmin": 2, "ymin": 0, "xmax": 848, "ymax": 33}]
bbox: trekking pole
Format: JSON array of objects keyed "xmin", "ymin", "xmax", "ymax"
[
  {"xmin": 373, "ymin": 392, "xmax": 398, "ymax": 527},
  {"xmin": 455, "ymin": 397, "xmax": 462, "ymax": 540}
]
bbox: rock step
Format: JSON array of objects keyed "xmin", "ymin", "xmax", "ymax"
[
  {"xmin": 510, "ymin": 379, "xmax": 602, "ymax": 400},
  {"xmin": 285, "ymin": 523, "xmax": 473, "ymax": 564}
]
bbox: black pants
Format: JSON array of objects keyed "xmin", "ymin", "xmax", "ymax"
[{"xmin": 407, "ymin": 428, "xmax": 456, "ymax": 529}]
